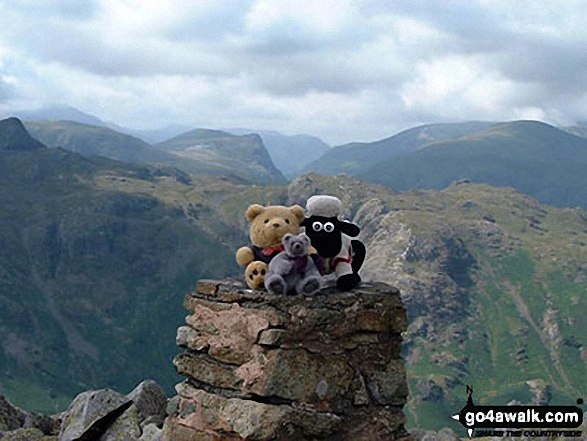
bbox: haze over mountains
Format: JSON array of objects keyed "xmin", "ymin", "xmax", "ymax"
[
  {"xmin": 9, "ymin": 105, "xmax": 331, "ymax": 179},
  {"xmin": 226, "ymin": 128, "xmax": 330, "ymax": 178}
]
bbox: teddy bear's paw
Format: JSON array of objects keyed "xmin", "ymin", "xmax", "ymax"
[
  {"xmin": 245, "ymin": 261, "xmax": 267, "ymax": 290},
  {"xmin": 265, "ymin": 275, "xmax": 286, "ymax": 295},
  {"xmin": 298, "ymin": 276, "xmax": 322, "ymax": 296}
]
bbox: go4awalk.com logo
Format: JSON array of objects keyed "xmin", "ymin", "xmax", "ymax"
[{"xmin": 452, "ymin": 386, "xmax": 584, "ymax": 438}]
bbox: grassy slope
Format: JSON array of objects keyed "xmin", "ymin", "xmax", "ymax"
[
  {"xmin": 1, "ymin": 143, "xmax": 585, "ymax": 428},
  {"xmin": 285, "ymin": 175, "xmax": 587, "ymax": 430},
  {"xmin": 155, "ymin": 129, "xmax": 286, "ymax": 185},
  {"xmin": 25, "ymin": 121, "xmax": 285, "ymax": 186},
  {"xmin": 0, "ymin": 148, "xmax": 239, "ymax": 412},
  {"xmin": 360, "ymin": 120, "xmax": 587, "ymax": 209},
  {"xmin": 305, "ymin": 121, "xmax": 496, "ymax": 176}
]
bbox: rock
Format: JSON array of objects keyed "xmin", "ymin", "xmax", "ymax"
[
  {"xmin": 183, "ymin": 298, "xmax": 282, "ymax": 365},
  {"xmin": 138, "ymin": 423, "xmax": 162, "ymax": 441},
  {"xmin": 99, "ymin": 404, "xmax": 140, "ymax": 441},
  {"xmin": 165, "ymin": 278, "xmax": 410, "ymax": 440},
  {"xmin": 236, "ymin": 347, "xmax": 354, "ymax": 408},
  {"xmin": 166, "ymin": 383, "xmax": 340, "ymax": 440},
  {"xmin": 416, "ymin": 378, "xmax": 445, "ymax": 402},
  {"xmin": 59, "ymin": 389, "xmax": 132, "ymax": 441},
  {"xmin": 0, "ymin": 396, "xmax": 27, "ymax": 431},
  {"xmin": 126, "ymin": 380, "xmax": 167, "ymax": 428},
  {"xmin": 411, "ymin": 428, "xmax": 460, "ymax": 441},
  {"xmin": 0, "ymin": 395, "xmax": 59, "ymax": 437},
  {"xmin": 23, "ymin": 413, "xmax": 59, "ymax": 436},
  {"xmin": 0, "ymin": 427, "xmax": 46, "ymax": 441}
]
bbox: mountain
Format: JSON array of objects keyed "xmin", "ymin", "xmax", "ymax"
[
  {"xmin": 0, "ymin": 118, "xmax": 46, "ymax": 151},
  {"xmin": 225, "ymin": 128, "xmax": 330, "ymax": 178},
  {"xmin": 285, "ymin": 173, "xmax": 587, "ymax": 431},
  {"xmin": 7, "ymin": 105, "xmax": 107, "ymax": 127},
  {"xmin": 24, "ymin": 120, "xmax": 191, "ymax": 167},
  {"xmin": 359, "ymin": 120, "xmax": 587, "ymax": 209},
  {"xmin": 0, "ymin": 119, "xmax": 240, "ymax": 413},
  {"xmin": 155, "ymin": 128, "xmax": 286, "ymax": 184},
  {"xmin": 2, "ymin": 119, "xmax": 585, "ymax": 431},
  {"xmin": 24, "ymin": 121, "xmax": 283, "ymax": 185},
  {"xmin": 560, "ymin": 124, "xmax": 587, "ymax": 139},
  {"xmin": 304, "ymin": 121, "xmax": 496, "ymax": 176},
  {"xmin": 116, "ymin": 124, "xmax": 194, "ymax": 144}
]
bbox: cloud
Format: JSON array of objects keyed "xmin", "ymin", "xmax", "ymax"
[{"xmin": 0, "ymin": 0, "xmax": 586, "ymax": 144}]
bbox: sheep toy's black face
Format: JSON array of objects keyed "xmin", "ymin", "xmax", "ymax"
[{"xmin": 302, "ymin": 216, "xmax": 342, "ymax": 258}]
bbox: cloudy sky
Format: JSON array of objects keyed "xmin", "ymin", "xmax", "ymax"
[{"xmin": 1, "ymin": 0, "xmax": 587, "ymax": 144}]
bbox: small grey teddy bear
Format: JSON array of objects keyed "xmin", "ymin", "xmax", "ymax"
[{"xmin": 264, "ymin": 233, "xmax": 323, "ymax": 295}]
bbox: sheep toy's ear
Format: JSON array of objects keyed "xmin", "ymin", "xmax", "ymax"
[
  {"xmin": 245, "ymin": 204, "xmax": 265, "ymax": 221},
  {"xmin": 300, "ymin": 217, "xmax": 310, "ymax": 228},
  {"xmin": 337, "ymin": 220, "xmax": 360, "ymax": 237}
]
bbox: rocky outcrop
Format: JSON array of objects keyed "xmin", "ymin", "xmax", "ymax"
[
  {"xmin": 0, "ymin": 117, "xmax": 46, "ymax": 151},
  {"xmin": 165, "ymin": 279, "xmax": 410, "ymax": 440},
  {"xmin": 0, "ymin": 380, "xmax": 167, "ymax": 441},
  {"xmin": 0, "ymin": 395, "xmax": 60, "ymax": 440}
]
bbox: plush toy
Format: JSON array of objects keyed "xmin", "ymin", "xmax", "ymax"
[
  {"xmin": 236, "ymin": 204, "xmax": 306, "ymax": 290},
  {"xmin": 301, "ymin": 195, "xmax": 366, "ymax": 291},
  {"xmin": 264, "ymin": 233, "xmax": 323, "ymax": 296}
]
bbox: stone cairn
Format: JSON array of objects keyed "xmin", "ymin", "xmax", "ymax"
[{"xmin": 164, "ymin": 279, "xmax": 411, "ymax": 441}]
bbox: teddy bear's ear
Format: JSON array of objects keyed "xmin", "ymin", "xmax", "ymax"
[
  {"xmin": 245, "ymin": 204, "xmax": 266, "ymax": 221},
  {"xmin": 290, "ymin": 205, "xmax": 305, "ymax": 223}
]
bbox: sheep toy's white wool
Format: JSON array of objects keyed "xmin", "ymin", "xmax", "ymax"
[{"xmin": 306, "ymin": 195, "xmax": 343, "ymax": 219}]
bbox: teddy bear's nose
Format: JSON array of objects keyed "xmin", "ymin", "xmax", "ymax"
[{"xmin": 272, "ymin": 223, "xmax": 281, "ymax": 228}]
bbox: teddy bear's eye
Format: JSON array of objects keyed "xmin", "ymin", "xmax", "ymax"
[
  {"xmin": 285, "ymin": 219, "xmax": 290, "ymax": 224},
  {"xmin": 324, "ymin": 222, "xmax": 335, "ymax": 233},
  {"xmin": 312, "ymin": 221, "xmax": 323, "ymax": 232},
  {"xmin": 264, "ymin": 219, "xmax": 269, "ymax": 223}
]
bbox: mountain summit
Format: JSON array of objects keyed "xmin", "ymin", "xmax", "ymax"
[{"xmin": 0, "ymin": 118, "xmax": 46, "ymax": 151}]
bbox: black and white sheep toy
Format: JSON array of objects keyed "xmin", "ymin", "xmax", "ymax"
[{"xmin": 301, "ymin": 195, "xmax": 366, "ymax": 291}]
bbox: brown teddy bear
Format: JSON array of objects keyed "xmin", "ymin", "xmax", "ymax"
[{"xmin": 236, "ymin": 204, "xmax": 306, "ymax": 290}]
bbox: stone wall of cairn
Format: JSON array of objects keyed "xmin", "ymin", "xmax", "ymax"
[{"xmin": 164, "ymin": 279, "xmax": 411, "ymax": 441}]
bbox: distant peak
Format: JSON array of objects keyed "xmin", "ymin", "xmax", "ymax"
[{"xmin": 0, "ymin": 117, "xmax": 46, "ymax": 151}]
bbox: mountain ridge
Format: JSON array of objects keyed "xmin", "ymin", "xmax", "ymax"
[
  {"xmin": 303, "ymin": 121, "xmax": 498, "ymax": 177},
  {"xmin": 0, "ymin": 118, "xmax": 46, "ymax": 151},
  {"xmin": 359, "ymin": 120, "xmax": 587, "ymax": 209}
]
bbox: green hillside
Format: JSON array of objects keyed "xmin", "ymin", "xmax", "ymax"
[
  {"xmin": 285, "ymin": 174, "xmax": 587, "ymax": 431},
  {"xmin": 24, "ymin": 121, "xmax": 284, "ymax": 185},
  {"xmin": 360, "ymin": 120, "xmax": 587, "ymax": 209},
  {"xmin": 304, "ymin": 121, "xmax": 495, "ymax": 176},
  {"xmin": 24, "ymin": 120, "xmax": 194, "ymax": 169},
  {"xmin": 0, "ymin": 120, "xmax": 239, "ymax": 413},
  {"xmin": 1, "ymin": 118, "xmax": 585, "ymax": 431},
  {"xmin": 156, "ymin": 128, "xmax": 286, "ymax": 184}
]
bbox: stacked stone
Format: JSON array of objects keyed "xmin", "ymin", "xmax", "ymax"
[{"xmin": 165, "ymin": 279, "xmax": 410, "ymax": 441}]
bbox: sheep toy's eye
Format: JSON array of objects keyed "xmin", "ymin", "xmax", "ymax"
[
  {"xmin": 324, "ymin": 222, "xmax": 335, "ymax": 233},
  {"xmin": 312, "ymin": 221, "xmax": 323, "ymax": 232}
]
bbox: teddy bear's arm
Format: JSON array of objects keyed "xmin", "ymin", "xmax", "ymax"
[{"xmin": 236, "ymin": 246, "xmax": 255, "ymax": 267}]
